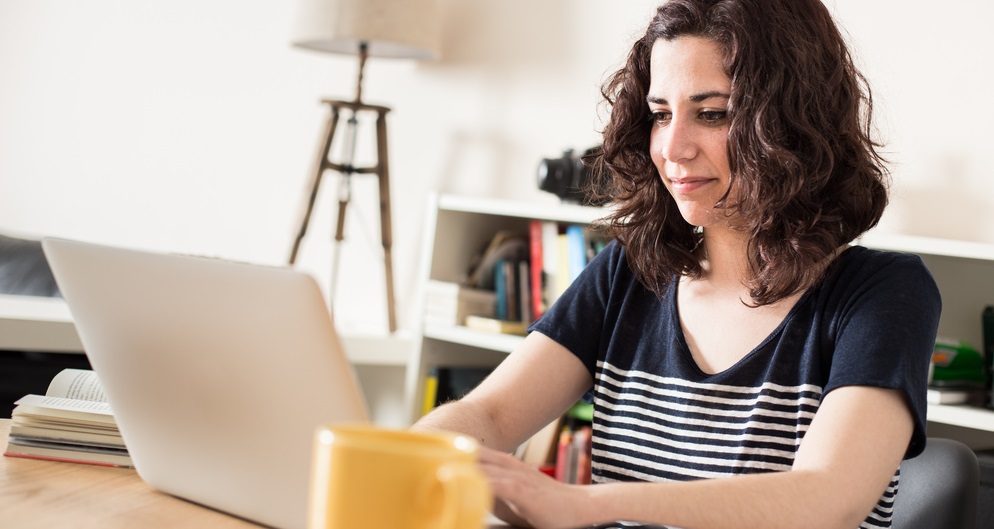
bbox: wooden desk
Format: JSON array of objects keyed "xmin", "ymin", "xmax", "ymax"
[
  {"xmin": 1, "ymin": 420, "xmax": 515, "ymax": 529},
  {"xmin": 0, "ymin": 420, "xmax": 262, "ymax": 528}
]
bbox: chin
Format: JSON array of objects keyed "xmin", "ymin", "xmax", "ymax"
[{"xmin": 676, "ymin": 207, "xmax": 715, "ymax": 228}]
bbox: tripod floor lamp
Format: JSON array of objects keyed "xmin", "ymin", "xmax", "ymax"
[{"xmin": 290, "ymin": 0, "xmax": 441, "ymax": 332}]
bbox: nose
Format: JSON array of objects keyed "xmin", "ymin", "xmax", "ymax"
[{"xmin": 655, "ymin": 116, "xmax": 698, "ymax": 164}]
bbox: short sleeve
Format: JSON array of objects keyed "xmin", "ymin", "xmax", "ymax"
[
  {"xmin": 528, "ymin": 240, "xmax": 627, "ymax": 377},
  {"xmin": 823, "ymin": 252, "xmax": 941, "ymax": 459}
]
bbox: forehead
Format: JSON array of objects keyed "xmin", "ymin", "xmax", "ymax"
[{"xmin": 648, "ymin": 36, "xmax": 730, "ymax": 100}]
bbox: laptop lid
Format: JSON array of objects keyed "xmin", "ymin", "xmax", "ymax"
[{"xmin": 41, "ymin": 238, "xmax": 369, "ymax": 529}]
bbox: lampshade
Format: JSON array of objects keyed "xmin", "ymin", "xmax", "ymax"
[{"xmin": 292, "ymin": 0, "xmax": 442, "ymax": 61}]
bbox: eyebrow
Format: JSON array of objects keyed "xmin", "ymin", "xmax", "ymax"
[{"xmin": 646, "ymin": 91, "xmax": 731, "ymax": 105}]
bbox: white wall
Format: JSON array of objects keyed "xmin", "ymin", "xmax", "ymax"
[{"xmin": 2, "ymin": 0, "xmax": 992, "ymax": 334}]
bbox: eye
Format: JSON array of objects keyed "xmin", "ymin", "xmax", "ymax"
[
  {"xmin": 648, "ymin": 110, "xmax": 671, "ymax": 126},
  {"xmin": 699, "ymin": 110, "xmax": 728, "ymax": 125}
]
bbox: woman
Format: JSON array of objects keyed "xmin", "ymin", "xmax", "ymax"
[{"xmin": 414, "ymin": 1, "xmax": 941, "ymax": 528}]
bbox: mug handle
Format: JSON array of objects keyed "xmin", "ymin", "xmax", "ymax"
[{"xmin": 435, "ymin": 462, "xmax": 492, "ymax": 529}]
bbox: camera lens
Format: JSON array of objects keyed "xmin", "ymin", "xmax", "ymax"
[{"xmin": 537, "ymin": 157, "xmax": 571, "ymax": 195}]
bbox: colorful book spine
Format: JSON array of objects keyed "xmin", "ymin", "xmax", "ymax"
[
  {"xmin": 542, "ymin": 221, "xmax": 561, "ymax": 309},
  {"xmin": 556, "ymin": 233, "xmax": 571, "ymax": 298},
  {"xmin": 505, "ymin": 260, "xmax": 518, "ymax": 322},
  {"xmin": 518, "ymin": 260, "xmax": 532, "ymax": 323},
  {"xmin": 554, "ymin": 427, "xmax": 573, "ymax": 483},
  {"xmin": 494, "ymin": 258, "xmax": 508, "ymax": 320},
  {"xmin": 529, "ymin": 220, "xmax": 544, "ymax": 320},
  {"xmin": 565, "ymin": 225, "xmax": 587, "ymax": 282}
]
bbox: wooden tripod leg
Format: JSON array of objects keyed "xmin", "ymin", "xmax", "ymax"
[
  {"xmin": 289, "ymin": 105, "xmax": 340, "ymax": 265},
  {"xmin": 374, "ymin": 111, "xmax": 397, "ymax": 332}
]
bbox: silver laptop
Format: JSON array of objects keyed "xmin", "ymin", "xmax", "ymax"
[{"xmin": 42, "ymin": 237, "xmax": 370, "ymax": 529}]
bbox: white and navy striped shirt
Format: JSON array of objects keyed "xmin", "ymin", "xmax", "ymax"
[{"xmin": 531, "ymin": 242, "xmax": 940, "ymax": 528}]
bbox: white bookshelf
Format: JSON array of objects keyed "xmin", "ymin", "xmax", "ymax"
[
  {"xmin": 403, "ymin": 194, "xmax": 604, "ymax": 424},
  {"xmin": 405, "ymin": 200, "xmax": 994, "ymax": 447}
]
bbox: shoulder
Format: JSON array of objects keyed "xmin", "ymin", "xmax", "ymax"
[
  {"xmin": 819, "ymin": 245, "xmax": 941, "ymax": 314},
  {"xmin": 832, "ymin": 246, "xmax": 935, "ymax": 287}
]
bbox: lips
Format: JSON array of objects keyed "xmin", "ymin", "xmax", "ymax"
[{"xmin": 669, "ymin": 177, "xmax": 715, "ymax": 194}]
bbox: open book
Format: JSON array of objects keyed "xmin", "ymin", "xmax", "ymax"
[{"xmin": 4, "ymin": 368, "xmax": 132, "ymax": 468}]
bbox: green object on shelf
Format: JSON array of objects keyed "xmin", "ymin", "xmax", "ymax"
[
  {"xmin": 565, "ymin": 401, "xmax": 593, "ymax": 422},
  {"xmin": 932, "ymin": 338, "xmax": 986, "ymax": 386}
]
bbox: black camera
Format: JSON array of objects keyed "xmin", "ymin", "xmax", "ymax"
[{"xmin": 537, "ymin": 146, "xmax": 608, "ymax": 206}]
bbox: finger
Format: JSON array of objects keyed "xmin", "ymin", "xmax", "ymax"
[{"xmin": 477, "ymin": 446, "xmax": 519, "ymax": 465}]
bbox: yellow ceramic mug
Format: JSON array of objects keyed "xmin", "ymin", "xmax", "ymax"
[{"xmin": 308, "ymin": 424, "xmax": 492, "ymax": 529}]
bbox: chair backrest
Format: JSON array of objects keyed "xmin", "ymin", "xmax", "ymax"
[{"xmin": 891, "ymin": 438, "xmax": 979, "ymax": 529}]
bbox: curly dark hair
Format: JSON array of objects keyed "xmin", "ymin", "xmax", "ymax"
[{"xmin": 592, "ymin": 0, "xmax": 888, "ymax": 306}]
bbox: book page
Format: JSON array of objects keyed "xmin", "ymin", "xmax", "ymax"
[
  {"xmin": 14, "ymin": 394, "xmax": 115, "ymax": 419},
  {"xmin": 45, "ymin": 368, "xmax": 107, "ymax": 402}
]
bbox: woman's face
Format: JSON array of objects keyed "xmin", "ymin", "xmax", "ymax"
[{"xmin": 647, "ymin": 36, "xmax": 733, "ymax": 229}]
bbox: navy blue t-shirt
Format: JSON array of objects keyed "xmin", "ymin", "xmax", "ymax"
[{"xmin": 530, "ymin": 241, "xmax": 941, "ymax": 528}]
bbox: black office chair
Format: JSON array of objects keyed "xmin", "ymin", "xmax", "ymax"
[{"xmin": 891, "ymin": 437, "xmax": 979, "ymax": 529}]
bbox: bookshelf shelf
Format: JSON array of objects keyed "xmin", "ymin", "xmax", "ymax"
[
  {"xmin": 423, "ymin": 324, "xmax": 523, "ymax": 354},
  {"xmin": 927, "ymin": 403, "xmax": 994, "ymax": 432},
  {"xmin": 437, "ymin": 194, "xmax": 606, "ymax": 226},
  {"xmin": 859, "ymin": 231, "xmax": 994, "ymax": 262}
]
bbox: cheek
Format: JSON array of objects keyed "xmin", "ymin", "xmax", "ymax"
[
  {"xmin": 702, "ymin": 132, "xmax": 731, "ymax": 175},
  {"xmin": 648, "ymin": 129, "xmax": 666, "ymax": 170}
]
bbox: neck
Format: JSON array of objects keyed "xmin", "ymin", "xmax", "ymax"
[{"xmin": 697, "ymin": 226, "xmax": 751, "ymax": 293}]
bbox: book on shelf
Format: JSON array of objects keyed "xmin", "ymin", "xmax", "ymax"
[
  {"xmin": 421, "ymin": 366, "xmax": 492, "ymax": 416},
  {"xmin": 514, "ymin": 401, "xmax": 593, "ymax": 483},
  {"xmin": 520, "ymin": 415, "xmax": 564, "ymax": 469},
  {"xmin": 551, "ymin": 401, "xmax": 594, "ymax": 485},
  {"xmin": 466, "ymin": 230, "xmax": 528, "ymax": 291},
  {"xmin": 540, "ymin": 220, "xmax": 560, "ymax": 313},
  {"xmin": 423, "ymin": 279, "xmax": 497, "ymax": 327},
  {"xmin": 925, "ymin": 386, "xmax": 986, "ymax": 405},
  {"xmin": 555, "ymin": 425, "xmax": 592, "ymax": 485},
  {"xmin": 465, "ymin": 315, "xmax": 529, "ymax": 336},
  {"xmin": 528, "ymin": 220, "xmax": 546, "ymax": 320},
  {"xmin": 555, "ymin": 231, "xmax": 571, "ymax": 300},
  {"xmin": 501, "ymin": 259, "xmax": 519, "ymax": 322},
  {"xmin": 926, "ymin": 388, "xmax": 970, "ymax": 405},
  {"xmin": 494, "ymin": 259, "xmax": 509, "ymax": 320},
  {"xmin": 517, "ymin": 260, "xmax": 532, "ymax": 324},
  {"xmin": 4, "ymin": 368, "xmax": 132, "ymax": 468},
  {"xmin": 456, "ymin": 223, "xmax": 611, "ymax": 333},
  {"xmin": 422, "ymin": 367, "xmax": 441, "ymax": 416},
  {"xmin": 565, "ymin": 224, "xmax": 588, "ymax": 282}
]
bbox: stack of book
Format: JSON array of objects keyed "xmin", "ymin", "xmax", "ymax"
[
  {"xmin": 423, "ymin": 280, "xmax": 497, "ymax": 327},
  {"xmin": 4, "ymin": 368, "xmax": 132, "ymax": 468}
]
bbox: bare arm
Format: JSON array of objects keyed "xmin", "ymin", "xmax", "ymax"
[
  {"xmin": 412, "ymin": 332, "xmax": 593, "ymax": 453},
  {"xmin": 480, "ymin": 385, "xmax": 913, "ymax": 529}
]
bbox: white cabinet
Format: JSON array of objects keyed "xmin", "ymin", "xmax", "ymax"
[{"xmin": 406, "ymin": 195, "xmax": 994, "ymax": 448}]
